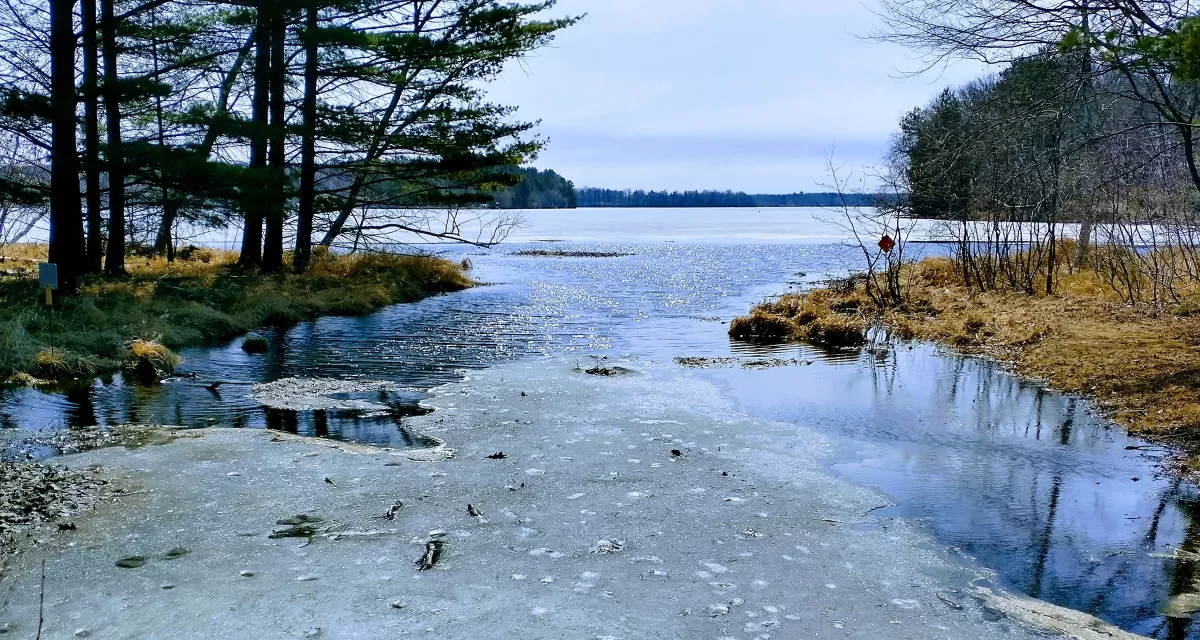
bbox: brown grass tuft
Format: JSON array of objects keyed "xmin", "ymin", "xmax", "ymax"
[
  {"xmin": 730, "ymin": 290, "xmax": 867, "ymax": 348},
  {"xmin": 728, "ymin": 309, "xmax": 795, "ymax": 343},
  {"xmin": 123, "ymin": 339, "xmax": 182, "ymax": 381}
]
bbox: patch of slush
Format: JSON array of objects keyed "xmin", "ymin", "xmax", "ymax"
[{"xmin": 249, "ymin": 378, "xmax": 403, "ymax": 411}]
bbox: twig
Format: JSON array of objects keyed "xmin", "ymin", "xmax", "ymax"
[
  {"xmin": 865, "ymin": 503, "xmax": 896, "ymax": 516},
  {"xmin": 35, "ymin": 559, "xmax": 44, "ymax": 640},
  {"xmin": 0, "ymin": 552, "xmax": 20, "ymax": 614},
  {"xmin": 936, "ymin": 592, "xmax": 964, "ymax": 611}
]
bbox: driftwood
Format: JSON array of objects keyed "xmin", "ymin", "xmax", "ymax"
[{"xmin": 417, "ymin": 540, "xmax": 444, "ymax": 571}]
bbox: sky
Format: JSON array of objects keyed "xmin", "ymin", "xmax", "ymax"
[{"xmin": 484, "ymin": 0, "xmax": 990, "ymax": 193}]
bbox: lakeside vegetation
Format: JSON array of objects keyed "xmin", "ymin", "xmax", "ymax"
[
  {"xmin": 485, "ymin": 173, "xmax": 891, "ymax": 210},
  {"xmin": 490, "ymin": 168, "xmax": 578, "ymax": 210},
  {"xmin": 0, "ymin": 1, "xmax": 576, "ymax": 292},
  {"xmin": 728, "ymin": 1, "xmax": 1200, "ymax": 450},
  {"xmin": 0, "ymin": 0, "xmax": 569, "ymax": 384},
  {"xmin": 732, "ymin": 250, "xmax": 1200, "ymax": 443},
  {"xmin": 0, "ymin": 245, "xmax": 470, "ymax": 382}
]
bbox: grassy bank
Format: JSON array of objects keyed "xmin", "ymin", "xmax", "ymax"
[
  {"xmin": 0, "ymin": 246, "xmax": 471, "ymax": 382},
  {"xmin": 732, "ymin": 256, "xmax": 1200, "ymax": 444}
]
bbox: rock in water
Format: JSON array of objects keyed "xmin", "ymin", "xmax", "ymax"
[{"xmin": 115, "ymin": 556, "xmax": 147, "ymax": 569}]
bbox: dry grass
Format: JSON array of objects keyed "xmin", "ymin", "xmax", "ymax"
[
  {"xmin": 735, "ymin": 255, "xmax": 1200, "ymax": 444},
  {"xmin": 886, "ymin": 279, "xmax": 1200, "ymax": 441},
  {"xmin": 123, "ymin": 339, "xmax": 182, "ymax": 381},
  {"xmin": 0, "ymin": 243, "xmax": 48, "ymax": 264},
  {"xmin": 0, "ymin": 246, "xmax": 471, "ymax": 381},
  {"xmin": 729, "ymin": 289, "xmax": 868, "ymax": 348}
]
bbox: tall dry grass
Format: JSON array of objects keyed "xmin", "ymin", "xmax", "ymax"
[{"xmin": 0, "ymin": 247, "xmax": 471, "ymax": 381}]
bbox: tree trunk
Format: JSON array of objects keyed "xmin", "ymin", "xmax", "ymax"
[
  {"xmin": 318, "ymin": 10, "xmax": 426, "ymax": 248},
  {"xmin": 101, "ymin": 0, "xmax": 126, "ymax": 276},
  {"xmin": 155, "ymin": 34, "xmax": 254, "ymax": 255},
  {"xmin": 150, "ymin": 7, "xmax": 172, "ymax": 261},
  {"xmin": 1074, "ymin": 0, "xmax": 1095, "ymax": 269},
  {"xmin": 153, "ymin": 205, "xmax": 177, "ymax": 256},
  {"xmin": 294, "ymin": 5, "xmax": 318, "ymax": 273},
  {"xmin": 240, "ymin": 3, "xmax": 270, "ymax": 268},
  {"xmin": 81, "ymin": 0, "xmax": 103, "ymax": 274},
  {"xmin": 48, "ymin": 0, "xmax": 85, "ymax": 294},
  {"xmin": 261, "ymin": 5, "xmax": 287, "ymax": 272}
]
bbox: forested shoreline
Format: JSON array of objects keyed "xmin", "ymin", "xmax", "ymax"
[
  {"xmin": 573, "ymin": 188, "xmax": 881, "ymax": 209},
  {"xmin": 733, "ymin": 0, "xmax": 1200, "ymax": 444},
  {"xmin": 486, "ymin": 180, "xmax": 885, "ymax": 209},
  {"xmin": 0, "ymin": 1, "xmax": 576, "ymax": 293},
  {"xmin": 868, "ymin": 0, "xmax": 1200, "ymax": 302}
]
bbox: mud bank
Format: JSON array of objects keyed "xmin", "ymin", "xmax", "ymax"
[{"xmin": 0, "ymin": 359, "xmax": 1141, "ymax": 639}]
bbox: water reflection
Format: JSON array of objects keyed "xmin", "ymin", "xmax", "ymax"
[
  {"xmin": 1164, "ymin": 498, "xmax": 1200, "ymax": 639},
  {"xmin": 705, "ymin": 340, "xmax": 1200, "ymax": 639},
  {"xmin": 0, "ymin": 242, "xmax": 855, "ymax": 447}
]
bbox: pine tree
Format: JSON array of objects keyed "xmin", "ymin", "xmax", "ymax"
[{"xmin": 48, "ymin": 0, "xmax": 86, "ymax": 292}]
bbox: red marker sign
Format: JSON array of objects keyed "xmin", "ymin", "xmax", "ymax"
[{"xmin": 878, "ymin": 235, "xmax": 896, "ymax": 253}]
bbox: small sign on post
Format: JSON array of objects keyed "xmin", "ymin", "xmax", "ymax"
[
  {"xmin": 39, "ymin": 263, "xmax": 58, "ymax": 306},
  {"xmin": 39, "ymin": 263, "xmax": 58, "ymax": 355},
  {"xmin": 878, "ymin": 235, "xmax": 896, "ymax": 254}
]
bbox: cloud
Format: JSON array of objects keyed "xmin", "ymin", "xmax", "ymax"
[{"xmin": 486, "ymin": 0, "xmax": 989, "ymax": 192}]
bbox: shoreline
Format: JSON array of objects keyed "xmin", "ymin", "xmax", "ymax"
[
  {"xmin": 731, "ymin": 257, "xmax": 1200, "ymax": 467},
  {"xmin": 0, "ymin": 248, "xmax": 471, "ymax": 383}
]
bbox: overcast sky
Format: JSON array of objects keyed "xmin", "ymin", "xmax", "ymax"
[{"xmin": 484, "ymin": 0, "xmax": 989, "ymax": 193}]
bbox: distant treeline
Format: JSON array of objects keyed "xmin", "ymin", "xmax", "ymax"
[
  {"xmin": 490, "ymin": 174, "xmax": 883, "ymax": 209},
  {"xmin": 575, "ymin": 188, "xmax": 881, "ymax": 208}
]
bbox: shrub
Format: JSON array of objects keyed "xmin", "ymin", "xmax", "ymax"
[{"xmin": 1175, "ymin": 297, "xmax": 1200, "ymax": 317}]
